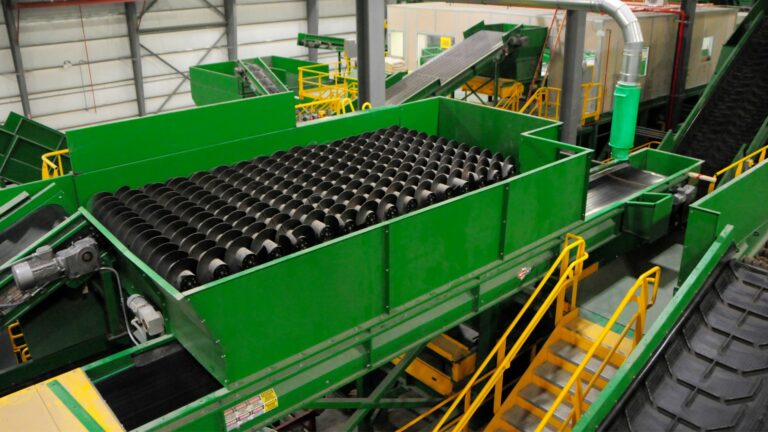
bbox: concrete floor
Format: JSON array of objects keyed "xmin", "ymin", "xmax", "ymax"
[{"xmin": 578, "ymin": 236, "xmax": 683, "ymax": 329}]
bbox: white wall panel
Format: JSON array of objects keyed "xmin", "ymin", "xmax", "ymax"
[
  {"xmin": 1, "ymin": 0, "xmax": 359, "ymax": 130},
  {"xmin": 21, "ymin": 37, "xmax": 130, "ymax": 70},
  {"xmin": 319, "ymin": 0, "xmax": 355, "ymax": 18},
  {"xmin": 319, "ymin": 16, "xmax": 355, "ymax": 35},
  {"xmin": 141, "ymin": 28, "xmax": 227, "ymax": 53},
  {"xmin": 237, "ymin": 1, "xmax": 305, "ymax": 25},
  {"xmin": 140, "ymin": 8, "xmax": 222, "ymax": 30},
  {"xmin": 238, "ymin": 20, "xmax": 306, "ymax": 44},
  {"xmin": 17, "ymin": 8, "xmax": 126, "ymax": 46},
  {"xmin": 141, "ymin": 47, "xmax": 228, "ymax": 78},
  {"xmin": 0, "ymin": 49, "xmax": 14, "ymax": 74}
]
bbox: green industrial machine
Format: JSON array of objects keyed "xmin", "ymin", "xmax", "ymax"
[
  {"xmin": 0, "ymin": 5, "xmax": 768, "ymax": 431},
  {"xmin": 189, "ymin": 56, "xmax": 302, "ymax": 106}
]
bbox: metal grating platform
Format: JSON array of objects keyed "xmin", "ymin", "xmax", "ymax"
[
  {"xmin": 385, "ymin": 30, "xmax": 507, "ymax": 105},
  {"xmin": 586, "ymin": 164, "xmax": 665, "ymax": 216}
]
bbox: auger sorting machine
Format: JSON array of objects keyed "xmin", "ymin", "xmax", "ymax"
[{"xmin": 0, "ymin": 90, "xmax": 766, "ymax": 431}]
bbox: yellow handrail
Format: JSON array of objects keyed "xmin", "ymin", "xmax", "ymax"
[
  {"xmin": 601, "ymin": 140, "xmax": 660, "ymax": 164},
  {"xmin": 537, "ymin": 266, "xmax": 661, "ymax": 431},
  {"xmin": 41, "ymin": 149, "xmax": 69, "ymax": 180},
  {"xmin": 494, "ymin": 81, "xmax": 525, "ymax": 112},
  {"xmin": 581, "ymin": 82, "xmax": 602, "ymax": 125},
  {"xmin": 7, "ymin": 321, "xmax": 31, "ymax": 363},
  {"xmin": 520, "ymin": 87, "xmax": 561, "ymax": 121},
  {"xmin": 705, "ymin": 143, "xmax": 768, "ymax": 193},
  {"xmin": 434, "ymin": 234, "xmax": 588, "ymax": 432},
  {"xmin": 298, "ymin": 61, "xmax": 358, "ymax": 102}
]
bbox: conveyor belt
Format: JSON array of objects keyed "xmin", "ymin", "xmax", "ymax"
[
  {"xmin": 585, "ymin": 164, "xmax": 665, "ymax": 216},
  {"xmin": 676, "ymin": 17, "xmax": 768, "ymax": 175},
  {"xmin": 601, "ymin": 259, "xmax": 768, "ymax": 431},
  {"xmin": 385, "ymin": 30, "xmax": 507, "ymax": 105},
  {"xmin": 92, "ymin": 126, "xmax": 515, "ymax": 291},
  {"xmin": 245, "ymin": 63, "xmax": 282, "ymax": 94}
]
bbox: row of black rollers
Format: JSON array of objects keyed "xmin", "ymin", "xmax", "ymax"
[{"xmin": 91, "ymin": 126, "xmax": 515, "ymax": 291}]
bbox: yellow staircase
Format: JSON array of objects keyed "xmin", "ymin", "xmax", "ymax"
[
  {"xmin": 425, "ymin": 234, "xmax": 661, "ymax": 432},
  {"xmin": 485, "ymin": 310, "xmax": 633, "ymax": 432}
]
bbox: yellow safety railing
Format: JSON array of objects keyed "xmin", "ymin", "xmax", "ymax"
[
  {"xmin": 494, "ymin": 81, "xmax": 525, "ymax": 112},
  {"xmin": 298, "ymin": 61, "xmax": 358, "ymax": 102},
  {"xmin": 520, "ymin": 86, "xmax": 561, "ymax": 121},
  {"xmin": 537, "ymin": 266, "xmax": 661, "ymax": 431},
  {"xmin": 295, "ymin": 98, "xmax": 345, "ymax": 120},
  {"xmin": 518, "ymin": 83, "xmax": 601, "ymax": 125},
  {"xmin": 8, "ymin": 321, "xmax": 31, "ymax": 363},
  {"xmin": 41, "ymin": 149, "xmax": 69, "ymax": 180},
  {"xmin": 581, "ymin": 82, "xmax": 603, "ymax": 125},
  {"xmin": 704, "ymin": 143, "xmax": 768, "ymax": 194},
  {"xmin": 601, "ymin": 141, "xmax": 660, "ymax": 164},
  {"xmin": 434, "ymin": 234, "xmax": 589, "ymax": 432}
]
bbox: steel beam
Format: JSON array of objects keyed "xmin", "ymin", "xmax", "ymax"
[
  {"xmin": 343, "ymin": 346, "xmax": 425, "ymax": 432},
  {"xmin": 2, "ymin": 0, "xmax": 31, "ymax": 116},
  {"xmin": 223, "ymin": 0, "xmax": 237, "ymax": 61},
  {"xmin": 560, "ymin": 10, "xmax": 586, "ymax": 144},
  {"xmin": 155, "ymin": 32, "xmax": 226, "ymax": 113},
  {"xmin": 666, "ymin": 0, "xmax": 696, "ymax": 129},
  {"xmin": 125, "ymin": 2, "xmax": 146, "ymax": 116},
  {"xmin": 306, "ymin": 0, "xmax": 319, "ymax": 62},
  {"xmin": 355, "ymin": 0, "xmax": 386, "ymax": 108}
]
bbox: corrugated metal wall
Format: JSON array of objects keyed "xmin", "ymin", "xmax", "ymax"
[{"xmin": 0, "ymin": 0, "xmax": 356, "ymax": 130}]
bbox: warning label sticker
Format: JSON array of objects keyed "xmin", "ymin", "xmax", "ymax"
[{"xmin": 224, "ymin": 388, "xmax": 279, "ymax": 431}]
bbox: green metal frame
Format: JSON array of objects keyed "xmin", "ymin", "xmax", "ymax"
[
  {"xmin": 0, "ymin": 94, "xmax": 701, "ymax": 431},
  {"xmin": 0, "ymin": 112, "xmax": 67, "ymax": 186}
]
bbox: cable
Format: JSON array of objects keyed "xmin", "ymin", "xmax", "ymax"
[{"xmin": 99, "ymin": 267, "xmax": 141, "ymax": 346}]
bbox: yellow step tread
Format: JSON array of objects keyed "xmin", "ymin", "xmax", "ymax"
[{"xmin": 564, "ymin": 317, "xmax": 634, "ymax": 356}]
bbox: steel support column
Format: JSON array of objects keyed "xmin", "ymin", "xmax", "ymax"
[
  {"xmin": 560, "ymin": 10, "xmax": 586, "ymax": 145},
  {"xmin": 306, "ymin": 0, "xmax": 318, "ymax": 62},
  {"xmin": 125, "ymin": 1, "xmax": 146, "ymax": 116},
  {"xmin": 224, "ymin": 0, "xmax": 237, "ymax": 61},
  {"xmin": 355, "ymin": 0, "xmax": 385, "ymax": 108},
  {"xmin": 666, "ymin": 0, "xmax": 696, "ymax": 129},
  {"xmin": 2, "ymin": 0, "xmax": 31, "ymax": 116}
]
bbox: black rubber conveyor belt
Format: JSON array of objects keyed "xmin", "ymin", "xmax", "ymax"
[
  {"xmin": 602, "ymin": 259, "xmax": 768, "ymax": 431},
  {"xmin": 91, "ymin": 126, "xmax": 515, "ymax": 291},
  {"xmin": 676, "ymin": 17, "xmax": 768, "ymax": 175}
]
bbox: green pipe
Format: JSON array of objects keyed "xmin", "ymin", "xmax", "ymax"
[{"xmin": 608, "ymin": 82, "xmax": 641, "ymax": 161}]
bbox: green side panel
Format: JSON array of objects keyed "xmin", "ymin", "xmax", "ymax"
[
  {"xmin": 505, "ymin": 145, "xmax": 589, "ymax": 253},
  {"xmin": 0, "ymin": 112, "xmax": 68, "ymax": 186},
  {"xmin": 188, "ymin": 228, "xmax": 386, "ymax": 381},
  {"xmin": 189, "ymin": 62, "xmax": 246, "ymax": 106},
  {"xmin": 608, "ymin": 83, "xmax": 641, "ymax": 161},
  {"xmin": 389, "ymin": 186, "xmax": 504, "ymax": 308},
  {"xmin": 0, "ymin": 176, "xmax": 79, "ymax": 233},
  {"xmin": 437, "ymin": 99, "xmax": 558, "ymax": 161},
  {"xmin": 622, "ymin": 192, "xmax": 673, "ymax": 241},
  {"xmin": 680, "ymin": 162, "xmax": 768, "ymax": 280},
  {"xmin": 67, "ymin": 93, "xmax": 297, "ymax": 198}
]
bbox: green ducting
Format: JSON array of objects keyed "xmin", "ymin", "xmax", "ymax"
[{"xmin": 608, "ymin": 82, "xmax": 642, "ymax": 161}]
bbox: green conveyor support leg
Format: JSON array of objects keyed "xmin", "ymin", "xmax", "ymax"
[{"xmin": 608, "ymin": 82, "xmax": 642, "ymax": 161}]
